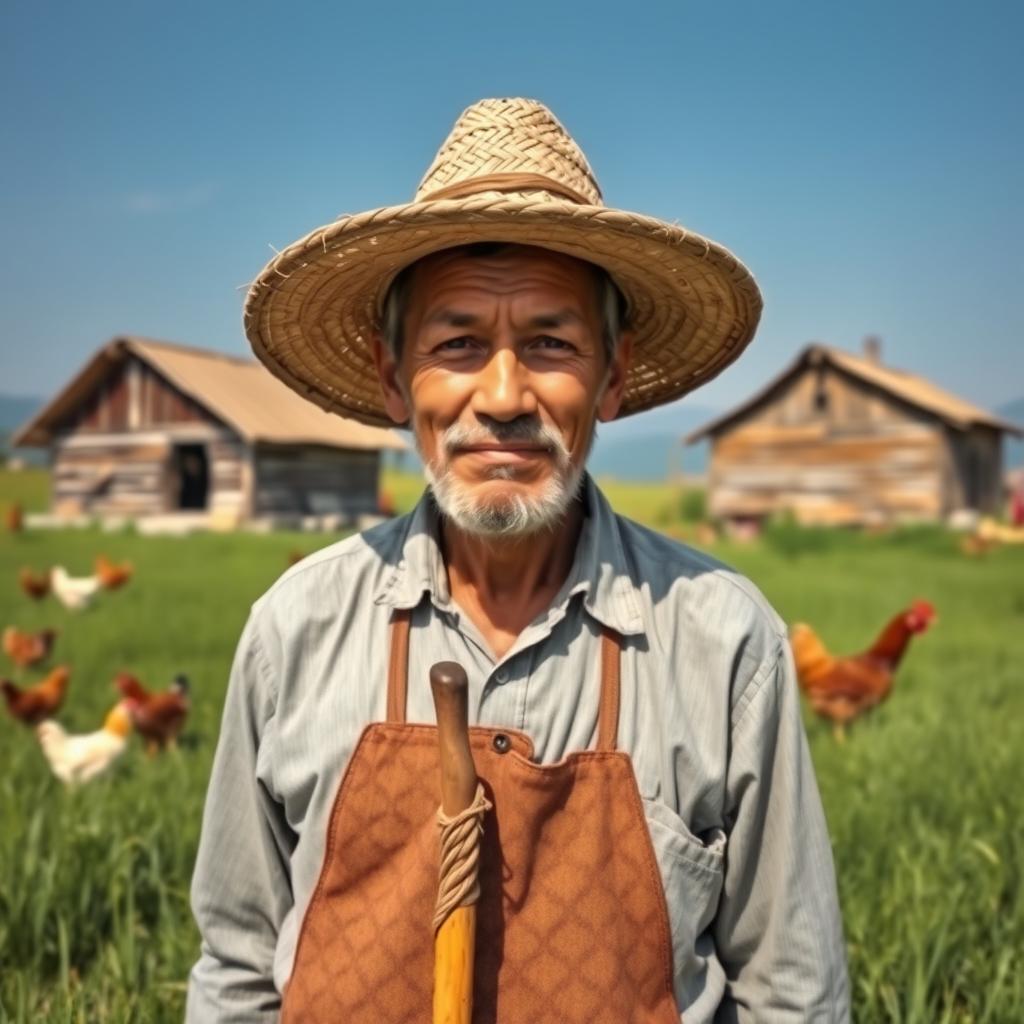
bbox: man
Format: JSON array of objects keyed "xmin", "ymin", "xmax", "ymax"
[{"xmin": 188, "ymin": 98, "xmax": 849, "ymax": 1022}]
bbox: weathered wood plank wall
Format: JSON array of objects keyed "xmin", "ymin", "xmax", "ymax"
[
  {"xmin": 945, "ymin": 426, "xmax": 1003, "ymax": 514},
  {"xmin": 705, "ymin": 365, "xmax": 1000, "ymax": 525},
  {"xmin": 52, "ymin": 427, "xmax": 237, "ymax": 516},
  {"xmin": 60, "ymin": 358, "xmax": 212, "ymax": 435},
  {"xmin": 253, "ymin": 445, "xmax": 379, "ymax": 519},
  {"xmin": 50, "ymin": 356, "xmax": 247, "ymax": 517},
  {"xmin": 207, "ymin": 438, "xmax": 248, "ymax": 519},
  {"xmin": 47, "ymin": 354, "xmax": 386, "ymax": 523},
  {"xmin": 53, "ymin": 440, "xmax": 169, "ymax": 517}
]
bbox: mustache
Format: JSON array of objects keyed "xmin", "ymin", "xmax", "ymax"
[{"xmin": 440, "ymin": 417, "xmax": 570, "ymax": 458}]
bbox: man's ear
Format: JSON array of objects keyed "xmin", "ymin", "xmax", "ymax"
[
  {"xmin": 597, "ymin": 333, "xmax": 634, "ymax": 423},
  {"xmin": 372, "ymin": 334, "xmax": 411, "ymax": 424}
]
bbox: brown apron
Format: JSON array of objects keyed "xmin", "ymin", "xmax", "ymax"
[{"xmin": 282, "ymin": 608, "xmax": 680, "ymax": 1023}]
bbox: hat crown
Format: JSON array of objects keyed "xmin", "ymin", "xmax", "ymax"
[{"xmin": 415, "ymin": 98, "xmax": 603, "ymax": 206}]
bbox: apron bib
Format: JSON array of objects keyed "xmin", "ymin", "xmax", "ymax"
[{"xmin": 282, "ymin": 608, "xmax": 680, "ymax": 1023}]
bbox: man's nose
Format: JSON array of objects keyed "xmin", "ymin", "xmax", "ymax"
[{"xmin": 471, "ymin": 348, "xmax": 537, "ymax": 421}]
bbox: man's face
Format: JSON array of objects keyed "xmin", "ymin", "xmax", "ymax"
[{"xmin": 374, "ymin": 245, "xmax": 631, "ymax": 536}]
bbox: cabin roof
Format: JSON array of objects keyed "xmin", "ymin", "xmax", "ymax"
[
  {"xmin": 13, "ymin": 336, "xmax": 406, "ymax": 451},
  {"xmin": 685, "ymin": 343, "xmax": 1024, "ymax": 442}
]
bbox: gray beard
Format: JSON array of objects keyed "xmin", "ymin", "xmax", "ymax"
[{"xmin": 419, "ymin": 419, "xmax": 592, "ymax": 538}]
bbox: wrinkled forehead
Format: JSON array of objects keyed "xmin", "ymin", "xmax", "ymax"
[{"xmin": 403, "ymin": 243, "xmax": 604, "ymax": 315}]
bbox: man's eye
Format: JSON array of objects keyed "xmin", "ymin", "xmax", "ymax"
[
  {"xmin": 437, "ymin": 337, "xmax": 474, "ymax": 351},
  {"xmin": 534, "ymin": 336, "xmax": 573, "ymax": 351}
]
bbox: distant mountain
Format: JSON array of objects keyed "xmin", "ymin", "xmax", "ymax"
[
  {"xmin": 588, "ymin": 432, "xmax": 709, "ymax": 480},
  {"xmin": 998, "ymin": 398, "xmax": 1024, "ymax": 469},
  {"xmin": 0, "ymin": 393, "xmax": 44, "ymax": 463},
  {"xmin": 589, "ymin": 399, "xmax": 716, "ymax": 480},
  {"xmin": 0, "ymin": 394, "xmax": 41, "ymax": 432}
]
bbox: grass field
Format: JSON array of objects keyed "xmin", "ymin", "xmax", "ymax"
[
  {"xmin": 0, "ymin": 466, "xmax": 50, "ymax": 517},
  {"xmin": 1, "ymin": 469, "xmax": 1022, "ymax": 1021}
]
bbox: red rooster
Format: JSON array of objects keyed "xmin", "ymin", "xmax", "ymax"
[
  {"xmin": 115, "ymin": 672, "xmax": 190, "ymax": 753},
  {"xmin": 790, "ymin": 600, "xmax": 936, "ymax": 740}
]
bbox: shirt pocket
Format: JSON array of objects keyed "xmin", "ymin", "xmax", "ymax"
[{"xmin": 642, "ymin": 799, "xmax": 726, "ymax": 978}]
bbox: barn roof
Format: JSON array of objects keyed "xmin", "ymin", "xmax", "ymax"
[
  {"xmin": 685, "ymin": 343, "xmax": 1024, "ymax": 443},
  {"xmin": 13, "ymin": 336, "xmax": 406, "ymax": 451}
]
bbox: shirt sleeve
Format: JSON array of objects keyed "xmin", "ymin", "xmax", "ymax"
[
  {"xmin": 186, "ymin": 610, "xmax": 293, "ymax": 1023},
  {"xmin": 713, "ymin": 640, "xmax": 851, "ymax": 1023}
]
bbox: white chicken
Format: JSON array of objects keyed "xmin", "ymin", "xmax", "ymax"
[
  {"xmin": 50, "ymin": 566, "xmax": 102, "ymax": 612},
  {"xmin": 36, "ymin": 702, "xmax": 133, "ymax": 784}
]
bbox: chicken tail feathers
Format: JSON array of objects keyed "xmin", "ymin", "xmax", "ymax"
[
  {"xmin": 789, "ymin": 623, "xmax": 834, "ymax": 690},
  {"xmin": 2, "ymin": 679, "xmax": 21, "ymax": 709}
]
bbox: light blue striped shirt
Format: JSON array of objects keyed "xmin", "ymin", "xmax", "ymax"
[{"xmin": 187, "ymin": 476, "xmax": 849, "ymax": 1022}]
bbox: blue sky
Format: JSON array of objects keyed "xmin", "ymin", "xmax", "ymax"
[{"xmin": 2, "ymin": 0, "xmax": 1021, "ymax": 424}]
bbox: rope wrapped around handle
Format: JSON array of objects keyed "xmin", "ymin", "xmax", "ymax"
[{"xmin": 433, "ymin": 782, "xmax": 492, "ymax": 933}]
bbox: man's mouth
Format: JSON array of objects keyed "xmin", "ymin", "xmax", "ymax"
[{"xmin": 454, "ymin": 444, "xmax": 550, "ymax": 463}]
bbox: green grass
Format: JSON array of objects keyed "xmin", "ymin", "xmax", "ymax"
[
  {"xmin": 0, "ymin": 467, "xmax": 50, "ymax": 517},
  {"xmin": 1, "ymin": 478, "xmax": 1022, "ymax": 1021},
  {"xmin": 716, "ymin": 531, "xmax": 1024, "ymax": 1023},
  {"xmin": 381, "ymin": 465, "xmax": 428, "ymax": 515},
  {"xmin": 0, "ymin": 526, "xmax": 345, "ymax": 1022}
]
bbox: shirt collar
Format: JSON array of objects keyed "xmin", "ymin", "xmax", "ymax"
[{"xmin": 373, "ymin": 474, "xmax": 644, "ymax": 637}]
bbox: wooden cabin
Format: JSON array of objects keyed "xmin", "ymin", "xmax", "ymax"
[
  {"xmin": 686, "ymin": 340, "xmax": 1023, "ymax": 528},
  {"xmin": 13, "ymin": 336, "xmax": 405, "ymax": 527}
]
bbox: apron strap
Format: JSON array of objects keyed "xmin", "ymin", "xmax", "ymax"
[
  {"xmin": 385, "ymin": 606, "xmax": 624, "ymax": 750},
  {"xmin": 596, "ymin": 627, "xmax": 623, "ymax": 752},
  {"xmin": 386, "ymin": 607, "xmax": 412, "ymax": 723}
]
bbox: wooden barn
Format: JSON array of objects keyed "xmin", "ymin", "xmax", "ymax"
[
  {"xmin": 12, "ymin": 336, "xmax": 405, "ymax": 527},
  {"xmin": 686, "ymin": 340, "xmax": 1023, "ymax": 528}
]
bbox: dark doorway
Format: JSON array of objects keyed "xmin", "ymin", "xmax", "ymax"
[{"xmin": 174, "ymin": 444, "xmax": 209, "ymax": 509}]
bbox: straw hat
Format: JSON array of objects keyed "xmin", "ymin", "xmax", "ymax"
[{"xmin": 244, "ymin": 98, "xmax": 762, "ymax": 427}]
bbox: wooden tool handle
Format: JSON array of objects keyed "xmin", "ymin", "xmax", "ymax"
[
  {"xmin": 430, "ymin": 661, "xmax": 478, "ymax": 1024},
  {"xmin": 429, "ymin": 661, "xmax": 476, "ymax": 815}
]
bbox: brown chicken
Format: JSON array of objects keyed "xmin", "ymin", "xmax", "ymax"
[
  {"xmin": 95, "ymin": 555, "xmax": 134, "ymax": 591},
  {"xmin": 18, "ymin": 567, "xmax": 51, "ymax": 601},
  {"xmin": 5, "ymin": 502, "xmax": 24, "ymax": 533},
  {"xmin": 960, "ymin": 534, "xmax": 994, "ymax": 557},
  {"xmin": 2, "ymin": 666, "xmax": 71, "ymax": 725},
  {"xmin": 3, "ymin": 626, "xmax": 58, "ymax": 669},
  {"xmin": 790, "ymin": 600, "xmax": 936, "ymax": 740},
  {"xmin": 115, "ymin": 672, "xmax": 190, "ymax": 753}
]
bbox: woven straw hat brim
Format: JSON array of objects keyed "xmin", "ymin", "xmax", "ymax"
[{"xmin": 244, "ymin": 190, "xmax": 762, "ymax": 428}]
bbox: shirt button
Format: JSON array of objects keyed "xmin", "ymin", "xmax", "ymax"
[
  {"xmin": 495, "ymin": 669, "xmax": 509, "ymax": 684},
  {"xmin": 492, "ymin": 733, "xmax": 512, "ymax": 754}
]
